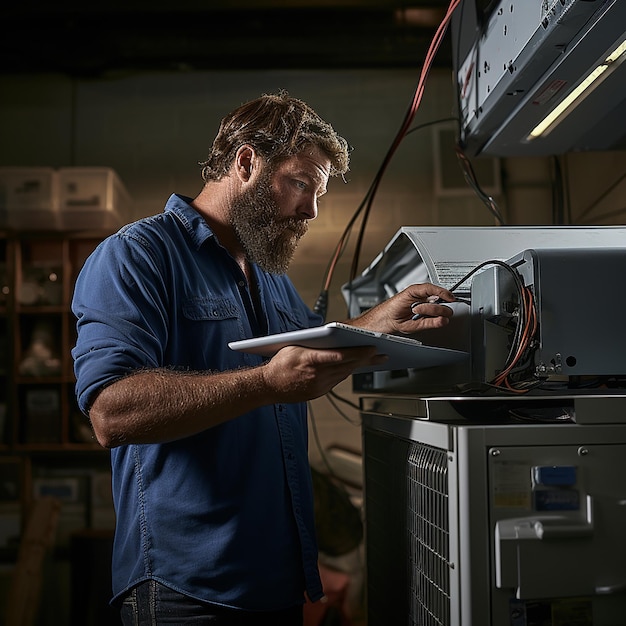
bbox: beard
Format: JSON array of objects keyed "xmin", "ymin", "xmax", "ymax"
[{"xmin": 228, "ymin": 170, "xmax": 308, "ymax": 275}]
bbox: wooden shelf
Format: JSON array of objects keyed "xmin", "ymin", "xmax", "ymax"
[{"xmin": 0, "ymin": 230, "xmax": 115, "ymax": 555}]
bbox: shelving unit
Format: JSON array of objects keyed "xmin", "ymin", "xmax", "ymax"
[
  {"xmin": 11, "ymin": 234, "xmax": 103, "ymax": 449},
  {"xmin": 0, "ymin": 230, "xmax": 115, "ymax": 622},
  {"xmin": 0, "ymin": 165, "xmax": 132, "ymax": 622}
]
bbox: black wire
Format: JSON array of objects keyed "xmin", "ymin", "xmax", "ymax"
[
  {"xmin": 551, "ymin": 156, "xmax": 565, "ymax": 224},
  {"xmin": 348, "ymin": 2, "xmax": 461, "ymax": 284},
  {"xmin": 446, "ymin": 257, "xmax": 519, "ymax": 294},
  {"xmin": 562, "ymin": 156, "xmax": 572, "ymax": 224},
  {"xmin": 455, "ymin": 148, "xmax": 506, "ymax": 224},
  {"xmin": 445, "ymin": 258, "xmax": 527, "ymax": 372},
  {"xmin": 318, "ymin": 117, "xmax": 462, "ymax": 308},
  {"xmin": 325, "ymin": 393, "xmax": 361, "ymax": 427},
  {"xmin": 307, "ymin": 400, "xmax": 336, "ymax": 478},
  {"xmin": 406, "ymin": 116, "xmax": 459, "ymax": 136},
  {"xmin": 327, "ymin": 388, "xmax": 358, "ymax": 408}
]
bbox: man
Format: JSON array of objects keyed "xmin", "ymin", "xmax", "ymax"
[{"xmin": 72, "ymin": 92, "xmax": 454, "ymax": 625}]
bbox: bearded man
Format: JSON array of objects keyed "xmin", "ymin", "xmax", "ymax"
[{"xmin": 72, "ymin": 92, "xmax": 454, "ymax": 625}]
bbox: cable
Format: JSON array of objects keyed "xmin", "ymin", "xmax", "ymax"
[
  {"xmin": 314, "ymin": 117, "xmax": 460, "ymax": 320},
  {"xmin": 432, "ymin": 257, "xmax": 540, "ymax": 392},
  {"xmin": 349, "ymin": 0, "xmax": 463, "ymax": 284},
  {"xmin": 561, "ymin": 155, "xmax": 572, "ymax": 224},
  {"xmin": 314, "ymin": 0, "xmax": 463, "ymax": 321},
  {"xmin": 491, "ymin": 285, "xmax": 538, "ymax": 392},
  {"xmin": 451, "ymin": 0, "xmax": 507, "ymax": 226},
  {"xmin": 308, "ymin": 400, "xmax": 337, "ymax": 478},
  {"xmin": 406, "ymin": 116, "xmax": 459, "ymax": 137},
  {"xmin": 454, "ymin": 145, "xmax": 506, "ymax": 224},
  {"xmin": 326, "ymin": 389, "xmax": 362, "ymax": 425}
]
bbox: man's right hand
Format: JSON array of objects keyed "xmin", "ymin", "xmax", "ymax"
[{"xmin": 262, "ymin": 344, "xmax": 386, "ymax": 402}]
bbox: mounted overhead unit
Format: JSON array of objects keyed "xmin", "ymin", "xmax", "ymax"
[{"xmin": 452, "ymin": 0, "xmax": 626, "ymax": 156}]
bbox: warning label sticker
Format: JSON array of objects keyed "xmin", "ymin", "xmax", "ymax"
[
  {"xmin": 533, "ymin": 79, "xmax": 568, "ymax": 106},
  {"xmin": 492, "ymin": 461, "xmax": 531, "ymax": 509}
]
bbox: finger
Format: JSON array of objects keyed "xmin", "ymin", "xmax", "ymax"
[
  {"xmin": 404, "ymin": 284, "xmax": 455, "ymax": 303},
  {"xmin": 399, "ymin": 316, "xmax": 451, "ymax": 334},
  {"xmin": 411, "ymin": 295, "xmax": 450, "ymax": 307},
  {"xmin": 411, "ymin": 303, "xmax": 454, "ymax": 320},
  {"xmin": 310, "ymin": 345, "xmax": 380, "ymax": 366}
]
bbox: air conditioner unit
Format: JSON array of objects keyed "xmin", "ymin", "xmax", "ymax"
[{"xmin": 361, "ymin": 395, "xmax": 626, "ymax": 625}]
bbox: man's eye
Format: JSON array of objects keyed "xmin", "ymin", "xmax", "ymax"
[{"xmin": 294, "ymin": 180, "xmax": 307, "ymax": 190}]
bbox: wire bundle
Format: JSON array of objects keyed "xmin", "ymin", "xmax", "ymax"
[
  {"xmin": 444, "ymin": 259, "xmax": 540, "ymax": 394},
  {"xmin": 490, "ymin": 283, "xmax": 539, "ymax": 392}
]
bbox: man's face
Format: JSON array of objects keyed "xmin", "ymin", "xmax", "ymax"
[{"xmin": 229, "ymin": 145, "xmax": 331, "ymax": 274}]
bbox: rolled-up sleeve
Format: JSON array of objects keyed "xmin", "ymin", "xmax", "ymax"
[{"xmin": 71, "ymin": 232, "xmax": 169, "ymax": 415}]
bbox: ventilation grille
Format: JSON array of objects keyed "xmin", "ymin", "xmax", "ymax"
[{"xmin": 407, "ymin": 442, "xmax": 451, "ymax": 626}]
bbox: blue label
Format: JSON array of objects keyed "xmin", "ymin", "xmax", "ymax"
[{"xmin": 533, "ymin": 465, "xmax": 577, "ymax": 486}]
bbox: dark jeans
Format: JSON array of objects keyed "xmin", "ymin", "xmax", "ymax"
[{"xmin": 119, "ymin": 580, "xmax": 304, "ymax": 625}]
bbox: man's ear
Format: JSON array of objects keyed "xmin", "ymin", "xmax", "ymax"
[{"xmin": 235, "ymin": 145, "xmax": 256, "ymax": 182}]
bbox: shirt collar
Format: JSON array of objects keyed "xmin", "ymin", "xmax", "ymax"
[{"xmin": 164, "ymin": 193, "xmax": 216, "ymax": 250}]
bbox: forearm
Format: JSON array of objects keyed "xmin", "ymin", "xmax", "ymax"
[
  {"xmin": 89, "ymin": 366, "xmax": 273, "ymax": 448},
  {"xmin": 88, "ymin": 340, "xmax": 387, "ymax": 448}
]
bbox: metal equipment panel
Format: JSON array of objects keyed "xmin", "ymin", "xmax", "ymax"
[{"xmin": 362, "ymin": 396, "xmax": 626, "ymax": 625}]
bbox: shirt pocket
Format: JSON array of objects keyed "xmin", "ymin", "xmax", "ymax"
[
  {"xmin": 183, "ymin": 296, "xmax": 240, "ymax": 322},
  {"xmin": 181, "ymin": 296, "xmax": 244, "ymax": 369}
]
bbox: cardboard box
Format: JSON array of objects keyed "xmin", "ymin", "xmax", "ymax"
[{"xmin": 57, "ymin": 167, "xmax": 131, "ymax": 230}]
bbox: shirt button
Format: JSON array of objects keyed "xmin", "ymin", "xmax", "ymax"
[{"xmin": 238, "ymin": 280, "xmax": 245, "ymax": 287}]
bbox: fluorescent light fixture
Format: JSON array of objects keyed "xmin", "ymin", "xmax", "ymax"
[{"xmin": 528, "ymin": 38, "xmax": 626, "ymax": 140}]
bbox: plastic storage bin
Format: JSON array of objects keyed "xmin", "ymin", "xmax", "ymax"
[
  {"xmin": 57, "ymin": 167, "xmax": 131, "ymax": 230},
  {"xmin": 0, "ymin": 167, "xmax": 59, "ymax": 230}
]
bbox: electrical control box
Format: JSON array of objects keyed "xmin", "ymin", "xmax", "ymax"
[{"xmin": 470, "ymin": 247, "xmax": 626, "ymax": 383}]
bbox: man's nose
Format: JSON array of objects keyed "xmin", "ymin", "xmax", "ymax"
[{"xmin": 298, "ymin": 197, "xmax": 318, "ymax": 220}]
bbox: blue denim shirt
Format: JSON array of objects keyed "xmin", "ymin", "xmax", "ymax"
[{"xmin": 72, "ymin": 194, "xmax": 324, "ymax": 610}]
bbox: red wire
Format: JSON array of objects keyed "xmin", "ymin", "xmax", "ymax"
[
  {"xmin": 494, "ymin": 287, "xmax": 538, "ymax": 391},
  {"xmin": 324, "ymin": 0, "xmax": 463, "ymax": 290}
]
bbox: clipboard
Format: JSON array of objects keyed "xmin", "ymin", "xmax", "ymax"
[{"xmin": 228, "ymin": 322, "xmax": 468, "ymax": 373}]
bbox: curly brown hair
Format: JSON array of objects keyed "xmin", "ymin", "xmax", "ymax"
[{"xmin": 199, "ymin": 91, "xmax": 350, "ymax": 182}]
